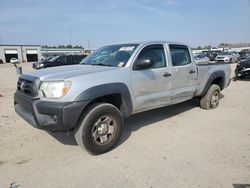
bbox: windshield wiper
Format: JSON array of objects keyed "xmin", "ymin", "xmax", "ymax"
[{"xmin": 92, "ymin": 63, "xmax": 111, "ymax": 67}]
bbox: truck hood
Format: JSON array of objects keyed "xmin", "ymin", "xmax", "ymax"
[{"xmin": 27, "ymin": 65, "xmax": 118, "ymax": 81}]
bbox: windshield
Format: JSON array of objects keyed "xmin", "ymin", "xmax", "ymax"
[
  {"xmin": 219, "ymin": 52, "xmax": 231, "ymax": 55},
  {"xmin": 80, "ymin": 44, "xmax": 139, "ymax": 67},
  {"xmin": 48, "ymin": 56, "xmax": 59, "ymax": 62}
]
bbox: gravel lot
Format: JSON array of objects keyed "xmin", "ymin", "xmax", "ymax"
[{"xmin": 0, "ymin": 63, "xmax": 249, "ymax": 188}]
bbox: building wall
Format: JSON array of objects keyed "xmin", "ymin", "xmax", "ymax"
[{"xmin": 0, "ymin": 45, "xmax": 41, "ymax": 63}]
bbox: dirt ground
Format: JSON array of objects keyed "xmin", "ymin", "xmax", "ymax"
[{"xmin": 0, "ymin": 63, "xmax": 249, "ymax": 188}]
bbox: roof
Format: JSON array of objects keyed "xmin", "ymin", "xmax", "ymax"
[{"xmin": 102, "ymin": 40, "xmax": 190, "ymax": 48}]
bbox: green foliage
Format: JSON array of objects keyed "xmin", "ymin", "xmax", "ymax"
[{"xmin": 41, "ymin": 45, "xmax": 84, "ymax": 49}]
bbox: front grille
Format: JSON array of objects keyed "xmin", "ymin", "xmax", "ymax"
[
  {"xmin": 217, "ymin": 60, "xmax": 225, "ymax": 62},
  {"xmin": 17, "ymin": 78, "xmax": 38, "ymax": 97}
]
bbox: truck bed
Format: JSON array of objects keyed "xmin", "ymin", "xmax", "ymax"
[{"xmin": 196, "ymin": 62, "xmax": 231, "ymax": 96}]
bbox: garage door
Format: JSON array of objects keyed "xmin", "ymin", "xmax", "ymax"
[
  {"xmin": 26, "ymin": 50, "xmax": 38, "ymax": 54},
  {"xmin": 5, "ymin": 49, "xmax": 18, "ymax": 63},
  {"xmin": 26, "ymin": 49, "xmax": 38, "ymax": 62}
]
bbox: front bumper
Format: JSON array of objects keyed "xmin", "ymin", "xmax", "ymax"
[
  {"xmin": 14, "ymin": 92, "xmax": 89, "ymax": 131},
  {"xmin": 216, "ymin": 58, "xmax": 230, "ymax": 63}
]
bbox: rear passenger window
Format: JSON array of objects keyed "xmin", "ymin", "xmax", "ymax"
[
  {"xmin": 66, "ymin": 56, "xmax": 72, "ymax": 63},
  {"xmin": 169, "ymin": 45, "xmax": 191, "ymax": 66}
]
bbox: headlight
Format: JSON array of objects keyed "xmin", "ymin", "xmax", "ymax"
[
  {"xmin": 39, "ymin": 81, "xmax": 71, "ymax": 98},
  {"xmin": 39, "ymin": 63, "xmax": 44, "ymax": 68}
]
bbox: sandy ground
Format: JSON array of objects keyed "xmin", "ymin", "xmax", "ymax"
[{"xmin": 0, "ymin": 63, "xmax": 249, "ymax": 188}]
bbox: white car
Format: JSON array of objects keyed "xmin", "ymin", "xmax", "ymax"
[
  {"xmin": 10, "ymin": 58, "xmax": 19, "ymax": 64},
  {"xmin": 215, "ymin": 52, "xmax": 239, "ymax": 63},
  {"xmin": 194, "ymin": 53, "xmax": 210, "ymax": 64}
]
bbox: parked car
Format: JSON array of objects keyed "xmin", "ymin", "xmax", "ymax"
[
  {"xmin": 202, "ymin": 51, "xmax": 219, "ymax": 61},
  {"xmin": 239, "ymin": 49, "xmax": 250, "ymax": 60},
  {"xmin": 235, "ymin": 54, "xmax": 250, "ymax": 79},
  {"xmin": 14, "ymin": 41, "xmax": 231, "ymax": 154},
  {"xmin": 33, "ymin": 54, "xmax": 86, "ymax": 69},
  {"xmin": 194, "ymin": 53, "xmax": 210, "ymax": 64},
  {"xmin": 231, "ymin": 51, "xmax": 240, "ymax": 61},
  {"xmin": 215, "ymin": 51, "xmax": 239, "ymax": 63},
  {"xmin": 10, "ymin": 58, "xmax": 19, "ymax": 64}
]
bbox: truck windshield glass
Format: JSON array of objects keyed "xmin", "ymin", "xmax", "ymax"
[
  {"xmin": 219, "ymin": 52, "xmax": 231, "ymax": 55},
  {"xmin": 81, "ymin": 44, "xmax": 139, "ymax": 67}
]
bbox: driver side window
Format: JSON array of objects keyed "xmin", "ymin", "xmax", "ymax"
[{"xmin": 134, "ymin": 44, "xmax": 166, "ymax": 69}]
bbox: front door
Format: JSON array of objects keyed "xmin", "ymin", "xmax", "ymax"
[{"xmin": 131, "ymin": 44, "xmax": 172, "ymax": 113}]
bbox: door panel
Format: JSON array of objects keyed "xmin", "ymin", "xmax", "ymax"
[
  {"xmin": 169, "ymin": 45, "xmax": 197, "ymax": 101},
  {"xmin": 132, "ymin": 68, "xmax": 172, "ymax": 112}
]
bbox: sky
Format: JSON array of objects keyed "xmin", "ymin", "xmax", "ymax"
[{"xmin": 0, "ymin": 0, "xmax": 249, "ymax": 48}]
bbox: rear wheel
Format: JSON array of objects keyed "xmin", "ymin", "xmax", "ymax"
[
  {"xmin": 200, "ymin": 84, "xmax": 221, "ymax": 110},
  {"xmin": 74, "ymin": 103, "xmax": 124, "ymax": 154}
]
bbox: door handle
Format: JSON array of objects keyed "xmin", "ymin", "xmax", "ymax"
[
  {"xmin": 163, "ymin": 72, "xmax": 171, "ymax": 77},
  {"xmin": 189, "ymin": 70, "xmax": 196, "ymax": 74}
]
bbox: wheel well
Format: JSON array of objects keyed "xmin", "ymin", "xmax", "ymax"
[
  {"xmin": 211, "ymin": 77, "xmax": 224, "ymax": 90},
  {"xmin": 89, "ymin": 94, "xmax": 122, "ymax": 110}
]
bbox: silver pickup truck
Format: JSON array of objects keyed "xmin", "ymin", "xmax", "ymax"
[{"xmin": 14, "ymin": 41, "xmax": 231, "ymax": 154}]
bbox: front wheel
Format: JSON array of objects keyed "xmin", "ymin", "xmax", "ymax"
[
  {"xmin": 74, "ymin": 103, "xmax": 124, "ymax": 155},
  {"xmin": 200, "ymin": 84, "xmax": 221, "ymax": 110}
]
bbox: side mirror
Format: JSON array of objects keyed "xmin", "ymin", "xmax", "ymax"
[{"xmin": 134, "ymin": 58, "xmax": 153, "ymax": 70}]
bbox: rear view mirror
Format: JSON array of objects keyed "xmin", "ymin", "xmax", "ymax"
[{"xmin": 134, "ymin": 58, "xmax": 153, "ymax": 70}]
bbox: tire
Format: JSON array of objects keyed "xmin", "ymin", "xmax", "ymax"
[
  {"xmin": 74, "ymin": 103, "xmax": 124, "ymax": 155},
  {"xmin": 200, "ymin": 84, "xmax": 221, "ymax": 110}
]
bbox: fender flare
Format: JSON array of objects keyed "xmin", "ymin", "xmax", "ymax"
[
  {"xmin": 201, "ymin": 70, "xmax": 225, "ymax": 97},
  {"xmin": 75, "ymin": 83, "xmax": 133, "ymax": 117}
]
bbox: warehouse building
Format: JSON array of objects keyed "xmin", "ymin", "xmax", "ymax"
[
  {"xmin": 0, "ymin": 45, "xmax": 92, "ymax": 63},
  {"xmin": 0, "ymin": 44, "xmax": 42, "ymax": 63}
]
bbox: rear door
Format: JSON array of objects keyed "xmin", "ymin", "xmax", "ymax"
[
  {"xmin": 131, "ymin": 44, "xmax": 172, "ymax": 112},
  {"xmin": 169, "ymin": 44, "xmax": 197, "ymax": 101}
]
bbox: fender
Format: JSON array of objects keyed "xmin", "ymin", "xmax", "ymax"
[
  {"xmin": 201, "ymin": 70, "xmax": 225, "ymax": 97},
  {"xmin": 75, "ymin": 83, "xmax": 133, "ymax": 117}
]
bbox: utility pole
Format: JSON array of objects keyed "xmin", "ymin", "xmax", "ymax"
[{"xmin": 69, "ymin": 26, "xmax": 72, "ymax": 47}]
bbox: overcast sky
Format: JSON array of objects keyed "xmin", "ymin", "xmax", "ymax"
[{"xmin": 0, "ymin": 0, "xmax": 249, "ymax": 48}]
